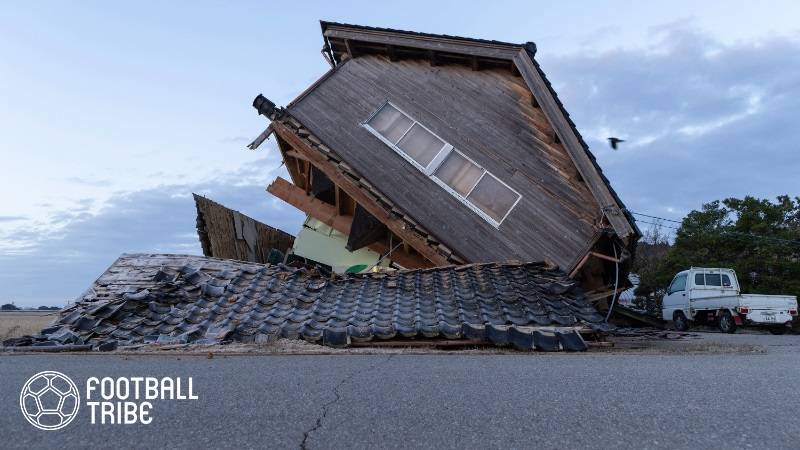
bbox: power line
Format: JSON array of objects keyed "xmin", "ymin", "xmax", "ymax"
[
  {"xmin": 629, "ymin": 211, "xmax": 683, "ymax": 224},
  {"xmin": 629, "ymin": 211, "xmax": 800, "ymax": 247}
]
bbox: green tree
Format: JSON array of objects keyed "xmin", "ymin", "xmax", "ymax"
[
  {"xmin": 645, "ymin": 195, "xmax": 800, "ymax": 299},
  {"xmin": 632, "ymin": 222, "xmax": 672, "ymax": 297}
]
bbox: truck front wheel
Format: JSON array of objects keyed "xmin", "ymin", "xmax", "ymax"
[
  {"xmin": 673, "ymin": 312, "xmax": 690, "ymax": 331},
  {"xmin": 718, "ymin": 311, "xmax": 737, "ymax": 333}
]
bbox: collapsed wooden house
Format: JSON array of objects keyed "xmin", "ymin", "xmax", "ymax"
[{"xmin": 249, "ymin": 22, "xmax": 639, "ymax": 295}]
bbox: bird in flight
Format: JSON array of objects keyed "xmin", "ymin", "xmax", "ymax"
[{"xmin": 608, "ymin": 137, "xmax": 625, "ymax": 150}]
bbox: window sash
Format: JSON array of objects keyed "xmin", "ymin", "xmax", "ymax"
[{"xmin": 363, "ymin": 101, "xmax": 521, "ymax": 227}]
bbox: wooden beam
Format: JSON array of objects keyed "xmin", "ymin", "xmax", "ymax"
[
  {"xmin": 471, "ymin": 56, "xmax": 479, "ymax": 71},
  {"xmin": 590, "ymin": 251, "xmax": 621, "ymax": 263},
  {"xmin": 304, "ymin": 161, "xmax": 311, "ymax": 195},
  {"xmin": 269, "ymin": 177, "xmax": 351, "ymax": 232},
  {"xmin": 513, "ymin": 49, "xmax": 636, "ymax": 242},
  {"xmin": 387, "ymin": 45, "xmax": 398, "ymax": 61},
  {"xmin": 285, "ymin": 149, "xmax": 309, "ymax": 161},
  {"xmin": 344, "ymin": 39, "xmax": 357, "ymax": 59},
  {"xmin": 334, "ymin": 186, "xmax": 341, "ymax": 215},
  {"xmin": 429, "ymin": 50, "xmax": 438, "ymax": 66},
  {"xmin": 568, "ymin": 252, "xmax": 592, "ymax": 279},
  {"xmin": 294, "ymin": 158, "xmax": 304, "ymax": 188},
  {"xmin": 275, "ymin": 135, "xmax": 302, "ymax": 186},
  {"xmin": 267, "ymin": 177, "xmax": 432, "ymax": 269},
  {"xmin": 271, "ymin": 121, "xmax": 450, "ymax": 266}
]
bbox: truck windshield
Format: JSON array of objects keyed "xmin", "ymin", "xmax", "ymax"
[{"xmin": 670, "ymin": 274, "xmax": 687, "ymax": 293}]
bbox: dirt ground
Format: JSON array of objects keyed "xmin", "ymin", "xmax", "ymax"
[{"xmin": 0, "ymin": 311, "xmax": 55, "ymax": 340}]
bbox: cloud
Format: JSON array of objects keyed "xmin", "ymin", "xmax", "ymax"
[
  {"xmin": 0, "ymin": 154, "xmax": 305, "ymax": 307},
  {"xmin": 65, "ymin": 177, "xmax": 113, "ymax": 187},
  {"xmin": 540, "ymin": 24, "xmax": 800, "ymax": 226},
  {"xmin": 0, "ymin": 216, "xmax": 27, "ymax": 222}
]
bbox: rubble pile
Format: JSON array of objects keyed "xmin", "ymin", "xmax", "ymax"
[{"xmin": 3, "ymin": 254, "xmax": 608, "ymax": 352}]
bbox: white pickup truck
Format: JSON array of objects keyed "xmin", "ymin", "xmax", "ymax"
[{"xmin": 662, "ymin": 267, "xmax": 797, "ymax": 334}]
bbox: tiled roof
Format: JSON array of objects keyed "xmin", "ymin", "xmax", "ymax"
[{"xmin": 5, "ymin": 254, "xmax": 608, "ymax": 351}]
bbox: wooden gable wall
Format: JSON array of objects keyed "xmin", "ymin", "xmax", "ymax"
[{"xmin": 287, "ymin": 55, "xmax": 601, "ymax": 270}]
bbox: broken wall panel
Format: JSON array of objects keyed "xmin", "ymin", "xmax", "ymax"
[{"xmin": 194, "ymin": 194, "xmax": 295, "ymax": 263}]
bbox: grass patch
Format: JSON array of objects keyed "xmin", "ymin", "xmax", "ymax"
[{"xmin": 0, "ymin": 312, "xmax": 55, "ymax": 340}]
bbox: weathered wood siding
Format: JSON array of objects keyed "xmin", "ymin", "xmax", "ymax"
[
  {"xmin": 194, "ymin": 194, "xmax": 295, "ymax": 263},
  {"xmin": 288, "ymin": 55, "xmax": 599, "ymax": 269}
]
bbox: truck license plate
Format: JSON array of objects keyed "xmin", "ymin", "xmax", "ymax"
[{"xmin": 763, "ymin": 314, "xmax": 776, "ymax": 322}]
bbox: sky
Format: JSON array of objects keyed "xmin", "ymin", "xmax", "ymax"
[{"xmin": 1, "ymin": 1, "xmax": 799, "ymax": 306}]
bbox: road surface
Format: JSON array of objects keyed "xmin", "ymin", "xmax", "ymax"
[{"xmin": 1, "ymin": 333, "xmax": 799, "ymax": 449}]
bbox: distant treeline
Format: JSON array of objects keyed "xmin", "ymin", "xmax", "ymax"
[{"xmin": 1, "ymin": 304, "xmax": 61, "ymax": 311}]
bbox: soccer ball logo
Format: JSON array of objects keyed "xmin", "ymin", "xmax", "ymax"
[{"xmin": 19, "ymin": 371, "xmax": 80, "ymax": 430}]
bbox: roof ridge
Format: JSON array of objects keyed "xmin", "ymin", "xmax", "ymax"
[{"xmin": 320, "ymin": 20, "xmax": 530, "ymax": 49}]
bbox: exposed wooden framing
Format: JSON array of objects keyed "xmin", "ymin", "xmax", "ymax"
[
  {"xmin": 246, "ymin": 125, "xmax": 273, "ymax": 150},
  {"xmin": 275, "ymin": 135, "xmax": 302, "ymax": 186},
  {"xmin": 324, "ymin": 27, "xmax": 519, "ymax": 61},
  {"xmin": 285, "ymin": 149, "xmax": 310, "ymax": 161},
  {"xmin": 294, "ymin": 158, "xmax": 304, "ymax": 187},
  {"xmin": 471, "ymin": 55, "xmax": 479, "ymax": 71},
  {"xmin": 429, "ymin": 50, "xmax": 438, "ymax": 66},
  {"xmin": 267, "ymin": 177, "xmax": 432, "ymax": 269},
  {"xmin": 271, "ymin": 121, "xmax": 450, "ymax": 266},
  {"xmin": 590, "ymin": 251, "xmax": 621, "ymax": 264},
  {"xmin": 567, "ymin": 231, "xmax": 603, "ymax": 277},
  {"xmin": 334, "ymin": 185, "xmax": 341, "ymax": 215},
  {"xmin": 568, "ymin": 252, "xmax": 592, "ymax": 279},
  {"xmin": 387, "ymin": 45, "xmax": 398, "ymax": 61},
  {"xmin": 513, "ymin": 49, "xmax": 635, "ymax": 242},
  {"xmin": 344, "ymin": 39, "xmax": 357, "ymax": 59},
  {"xmin": 304, "ymin": 160, "xmax": 311, "ymax": 194},
  {"xmin": 268, "ymin": 177, "xmax": 352, "ymax": 232}
]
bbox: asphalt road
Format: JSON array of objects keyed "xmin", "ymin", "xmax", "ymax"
[{"xmin": 1, "ymin": 334, "xmax": 799, "ymax": 449}]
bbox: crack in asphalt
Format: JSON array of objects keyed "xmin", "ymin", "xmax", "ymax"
[{"xmin": 300, "ymin": 354, "xmax": 394, "ymax": 450}]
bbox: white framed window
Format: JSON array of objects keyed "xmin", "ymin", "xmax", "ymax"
[{"xmin": 363, "ymin": 101, "xmax": 522, "ymax": 227}]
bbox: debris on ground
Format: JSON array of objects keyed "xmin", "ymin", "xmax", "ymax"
[{"xmin": 2, "ymin": 254, "xmax": 611, "ymax": 353}]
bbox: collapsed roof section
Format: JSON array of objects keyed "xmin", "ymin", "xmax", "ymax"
[
  {"xmin": 194, "ymin": 194, "xmax": 294, "ymax": 264},
  {"xmin": 8, "ymin": 254, "xmax": 606, "ymax": 351},
  {"xmin": 250, "ymin": 21, "xmax": 639, "ymax": 296}
]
